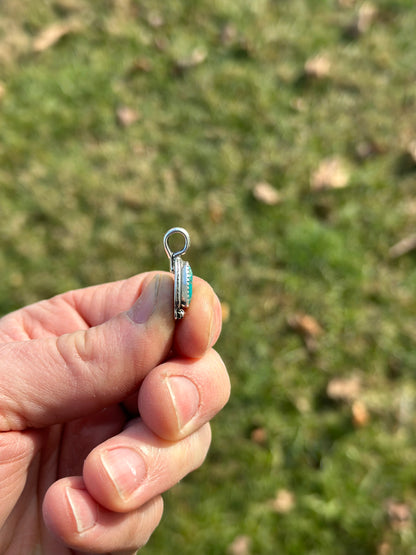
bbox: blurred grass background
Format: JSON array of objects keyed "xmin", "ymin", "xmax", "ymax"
[{"xmin": 1, "ymin": 0, "xmax": 416, "ymax": 553}]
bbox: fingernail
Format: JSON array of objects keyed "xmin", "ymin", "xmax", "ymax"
[
  {"xmin": 166, "ymin": 376, "xmax": 200, "ymax": 431},
  {"xmin": 65, "ymin": 487, "xmax": 97, "ymax": 534},
  {"xmin": 127, "ymin": 274, "xmax": 173, "ymax": 324},
  {"xmin": 101, "ymin": 447, "xmax": 147, "ymax": 500},
  {"xmin": 127, "ymin": 275, "xmax": 160, "ymax": 324},
  {"xmin": 128, "ymin": 275, "xmax": 160, "ymax": 324}
]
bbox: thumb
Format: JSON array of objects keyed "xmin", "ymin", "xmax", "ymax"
[{"xmin": 0, "ymin": 274, "xmax": 174, "ymax": 431}]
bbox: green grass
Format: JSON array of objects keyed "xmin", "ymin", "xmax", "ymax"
[{"xmin": 1, "ymin": 0, "xmax": 416, "ymax": 553}]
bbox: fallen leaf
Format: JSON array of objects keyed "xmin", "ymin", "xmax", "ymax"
[
  {"xmin": 130, "ymin": 57, "xmax": 152, "ymax": 73},
  {"xmin": 287, "ymin": 313, "xmax": 323, "ymax": 338},
  {"xmin": 406, "ymin": 139, "xmax": 416, "ymax": 164},
  {"xmin": 208, "ymin": 197, "xmax": 224, "ymax": 223},
  {"xmin": 119, "ymin": 191, "xmax": 144, "ymax": 210},
  {"xmin": 304, "ymin": 54, "xmax": 331, "ymax": 79},
  {"xmin": 386, "ymin": 500, "xmax": 412, "ymax": 531},
  {"xmin": 33, "ymin": 20, "xmax": 79, "ymax": 52},
  {"xmin": 357, "ymin": 2, "xmax": 378, "ymax": 33},
  {"xmin": 250, "ymin": 427, "xmax": 267, "ymax": 445},
  {"xmin": 252, "ymin": 182, "xmax": 281, "ymax": 205},
  {"xmin": 288, "ymin": 313, "xmax": 323, "ymax": 353},
  {"xmin": 377, "ymin": 542, "xmax": 391, "ymax": 555},
  {"xmin": 351, "ymin": 400, "xmax": 369, "ymax": 427},
  {"xmin": 175, "ymin": 48, "xmax": 207, "ymax": 70},
  {"xmin": 116, "ymin": 106, "xmax": 140, "ymax": 127},
  {"xmin": 388, "ymin": 234, "xmax": 416, "ymax": 259},
  {"xmin": 295, "ymin": 396, "xmax": 311, "ymax": 413},
  {"xmin": 403, "ymin": 200, "xmax": 416, "ymax": 216},
  {"xmin": 228, "ymin": 535, "xmax": 251, "ymax": 555},
  {"xmin": 147, "ymin": 11, "xmax": 164, "ymax": 28},
  {"xmin": 327, "ymin": 376, "xmax": 361, "ymax": 402},
  {"xmin": 345, "ymin": 2, "xmax": 378, "ymax": 38},
  {"xmin": 310, "ymin": 157, "xmax": 350, "ymax": 191},
  {"xmin": 221, "ymin": 302, "xmax": 230, "ymax": 323},
  {"xmin": 271, "ymin": 489, "xmax": 296, "ymax": 514}
]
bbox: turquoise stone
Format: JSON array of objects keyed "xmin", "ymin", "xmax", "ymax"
[
  {"xmin": 188, "ymin": 265, "xmax": 193, "ymax": 301},
  {"xmin": 182, "ymin": 262, "xmax": 193, "ymax": 307}
]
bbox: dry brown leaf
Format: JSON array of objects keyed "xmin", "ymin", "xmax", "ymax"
[
  {"xmin": 388, "ymin": 234, "xmax": 416, "ymax": 259},
  {"xmin": 130, "ymin": 57, "xmax": 152, "ymax": 73},
  {"xmin": 287, "ymin": 313, "xmax": 323, "ymax": 338},
  {"xmin": 228, "ymin": 535, "xmax": 251, "ymax": 555},
  {"xmin": 176, "ymin": 48, "xmax": 207, "ymax": 70},
  {"xmin": 0, "ymin": 14, "xmax": 32, "ymax": 67},
  {"xmin": 377, "ymin": 542, "xmax": 391, "ymax": 555},
  {"xmin": 271, "ymin": 489, "xmax": 296, "ymax": 514},
  {"xmin": 327, "ymin": 376, "xmax": 361, "ymax": 402},
  {"xmin": 295, "ymin": 396, "xmax": 311, "ymax": 413},
  {"xmin": 288, "ymin": 313, "xmax": 323, "ymax": 353},
  {"xmin": 250, "ymin": 427, "xmax": 267, "ymax": 445},
  {"xmin": 208, "ymin": 197, "xmax": 224, "ymax": 223},
  {"xmin": 304, "ymin": 54, "xmax": 331, "ymax": 79},
  {"xmin": 406, "ymin": 139, "xmax": 416, "ymax": 163},
  {"xmin": 345, "ymin": 2, "xmax": 378, "ymax": 37},
  {"xmin": 386, "ymin": 500, "xmax": 412, "ymax": 531},
  {"xmin": 357, "ymin": 2, "xmax": 378, "ymax": 33},
  {"xmin": 310, "ymin": 157, "xmax": 350, "ymax": 191},
  {"xmin": 351, "ymin": 400, "xmax": 369, "ymax": 427},
  {"xmin": 33, "ymin": 20, "xmax": 79, "ymax": 52},
  {"xmin": 403, "ymin": 200, "xmax": 416, "ymax": 217},
  {"xmin": 253, "ymin": 182, "xmax": 281, "ymax": 205},
  {"xmin": 221, "ymin": 302, "xmax": 230, "ymax": 323},
  {"xmin": 116, "ymin": 106, "xmax": 140, "ymax": 127},
  {"xmin": 147, "ymin": 11, "xmax": 164, "ymax": 28}
]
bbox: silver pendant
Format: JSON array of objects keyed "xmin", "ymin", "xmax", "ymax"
[{"xmin": 163, "ymin": 227, "xmax": 193, "ymax": 320}]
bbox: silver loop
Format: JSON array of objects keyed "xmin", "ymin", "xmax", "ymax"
[{"xmin": 163, "ymin": 227, "xmax": 190, "ymax": 262}]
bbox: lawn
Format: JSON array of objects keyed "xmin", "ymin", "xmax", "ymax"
[{"xmin": 1, "ymin": 0, "xmax": 416, "ymax": 553}]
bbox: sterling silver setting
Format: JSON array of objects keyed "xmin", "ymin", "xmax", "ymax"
[{"xmin": 163, "ymin": 227, "xmax": 193, "ymax": 320}]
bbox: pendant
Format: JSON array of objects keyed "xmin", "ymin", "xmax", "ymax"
[{"xmin": 163, "ymin": 227, "xmax": 193, "ymax": 320}]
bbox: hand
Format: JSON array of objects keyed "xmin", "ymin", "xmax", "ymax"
[{"xmin": 0, "ymin": 272, "xmax": 230, "ymax": 554}]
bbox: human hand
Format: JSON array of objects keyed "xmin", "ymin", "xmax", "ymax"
[{"xmin": 0, "ymin": 272, "xmax": 229, "ymax": 554}]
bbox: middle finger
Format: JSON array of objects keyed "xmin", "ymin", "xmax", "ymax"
[{"xmin": 82, "ymin": 420, "xmax": 211, "ymax": 513}]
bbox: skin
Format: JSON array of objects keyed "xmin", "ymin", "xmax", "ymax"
[{"xmin": 0, "ymin": 272, "xmax": 230, "ymax": 554}]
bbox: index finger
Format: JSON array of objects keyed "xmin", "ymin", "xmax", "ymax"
[{"xmin": 68, "ymin": 272, "xmax": 222, "ymax": 357}]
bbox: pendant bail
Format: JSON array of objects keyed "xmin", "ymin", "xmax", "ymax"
[{"xmin": 163, "ymin": 227, "xmax": 193, "ymax": 319}]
